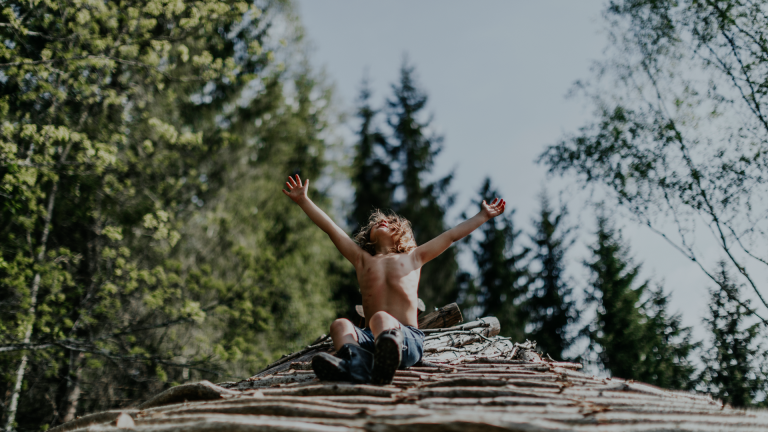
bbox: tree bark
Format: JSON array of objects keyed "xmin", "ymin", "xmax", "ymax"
[
  {"xmin": 5, "ymin": 181, "xmax": 58, "ymax": 431},
  {"xmin": 60, "ymin": 351, "xmax": 84, "ymax": 424}
]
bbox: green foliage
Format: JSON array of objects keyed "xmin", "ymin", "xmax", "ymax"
[
  {"xmin": 699, "ymin": 263, "xmax": 767, "ymax": 407},
  {"xmin": 583, "ymin": 214, "xmax": 648, "ymax": 377},
  {"xmin": 0, "ymin": 0, "xmax": 342, "ymax": 428},
  {"xmin": 583, "ymin": 213, "xmax": 697, "ymax": 389},
  {"xmin": 464, "ymin": 178, "xmax": 530, "ymax": 341},
  {"xmin": 175, "ymin": 67, "xmax": 344, "ymax": 379},
  {"xmin": 526, "ymin": 194, "xmax": 577, "ymax": 360},
  {"xmin": 539, "ymin": 0, "xmax": 768, "ymax": 318}
]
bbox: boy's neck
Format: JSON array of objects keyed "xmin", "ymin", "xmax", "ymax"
[{"xmin": 373, "ymin": 242, "xmax": 395, "ymax": 255}]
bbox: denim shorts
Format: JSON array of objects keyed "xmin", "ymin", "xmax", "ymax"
[{"xmin": 353, "ymin": 324, "xmax": 425, "ymax": 369}]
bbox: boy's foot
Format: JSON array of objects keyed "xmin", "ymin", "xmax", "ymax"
[
  {"xmin": 371, "ymin": 329, "xmax": 404, "ymax": 385},
  {"xmin": 312, "ymin": 344, "xmax": 373, "ymax": 383},
  {"xmin": 312, "ymin": 352, "xmax": 350, "ymax": 382}
]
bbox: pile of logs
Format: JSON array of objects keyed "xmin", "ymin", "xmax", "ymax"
[{"xmin": 50, "ymin": 306, "xmax": 768, "ymax": 431}]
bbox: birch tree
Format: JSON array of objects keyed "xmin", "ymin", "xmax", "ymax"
[{"xmin": 540, "ymin": 0, "xmax": 768, "ymax": 323}]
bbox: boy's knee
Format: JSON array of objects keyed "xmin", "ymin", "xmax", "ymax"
[
  {"xmin": 330, "ymin": 318, "xmax": 353, "ymax": 334},
  {"xmin": 369, "ymin": 311, "xmax": 397, "ymax": 328}
]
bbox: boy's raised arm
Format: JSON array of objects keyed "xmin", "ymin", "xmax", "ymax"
[
  {"xmin": 283, "ymin": 174, "xmax": 364, "ymax": 265},
  {"xmin": 414, "ymin": 198, "xmax": 506, "ymax": 267}
]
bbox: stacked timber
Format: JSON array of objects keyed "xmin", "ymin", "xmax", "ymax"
[{"xmin": 51, "ymin": 311, "xmax": 768, "ymax": 431}]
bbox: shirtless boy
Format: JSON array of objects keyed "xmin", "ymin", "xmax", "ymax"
[{"xmin": 283, "ymin": 174, "xmax": 505, "ymax": 385}]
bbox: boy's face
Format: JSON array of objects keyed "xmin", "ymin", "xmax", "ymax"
[{"xmin": 370, "ymin": 219, "xmax": 395, "ymax": 244}]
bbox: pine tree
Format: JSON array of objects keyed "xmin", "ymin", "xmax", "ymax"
[
  {"xmin": 699, "ymin": 263, "xmax": 767, "ymax": 407},
  {"xmin": 386, "ymin": 60, "xmax": 457, "ymax": 309},
  {"xmin": 584, "ymin": 214, "xmax": 697, "ymax": 389},
  {"xmin": 471, "ymin": 178, "xmax": 530, "ymax": 341},
  {"xmin": 526, "ymin": 193, "xmax": 577, "ymax": 360}
]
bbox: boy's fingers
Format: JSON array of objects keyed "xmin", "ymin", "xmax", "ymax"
[
  {"xmin": 296, "ymin": 174, "xmax": 302, "ymax": 186},
  {"xmin": 289, "ymin": 176, "xmax": 297, "ymax": 187}
]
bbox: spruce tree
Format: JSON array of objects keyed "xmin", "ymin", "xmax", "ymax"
[
  {"xmin": 526, "ymin": 194, "xmax": 577, "ymax": 360},
  {"xmin": 640, "ymin": 287, "xmax": 698, "ymax": 390},
  {"xmin": 583, "ymin": 215, "xmax": 648, "ymax": 378},
  {"xmin": 386, "ymin": 60, "xmax": 457, "ymax": 309},
  {"xmin": 699, "ymin": 263, "xmax": 767, "ymax": 407},
  {"xmin": 471, "ymin": 178, "xmax": 530, "ymax": 341},
  {"xmin": 349, "ymin": 78, "xmax": 395, "ymax": 230},
  {"xmin": 584, "ymin": 214, "xmax": 697, "ymax": 389},
  {"xmin": 333, "ymin": 78, "xmax": 396, "ymax": 320}
]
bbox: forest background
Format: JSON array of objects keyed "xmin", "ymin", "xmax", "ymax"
[{"xmin": 2, "ymin": 0, "xmax": 768, "ymax": 431}]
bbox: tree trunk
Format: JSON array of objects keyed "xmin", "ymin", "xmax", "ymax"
[
  {"xmin": 61, "ymin": 352, "xmax": 84, "ymax": 424},
  {"xmin": 4, "ymin": 182, "xmax": 58, "ymax": 431}
]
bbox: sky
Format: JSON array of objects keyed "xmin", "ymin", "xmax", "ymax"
[{"xmin": 293, "ymin": 0, "xmax": 722, "ymax": 346}]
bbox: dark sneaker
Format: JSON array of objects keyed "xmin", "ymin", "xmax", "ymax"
[
  {"xmin": 312, "ymin": 352, "xmax": 350, "ymax": 382},
  {"xmin": 371, "ymin": 329, "xmax": 404, "ymax": 385}
]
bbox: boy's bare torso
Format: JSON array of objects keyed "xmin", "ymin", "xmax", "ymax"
[
  {"xmin": 281, "ymin": 174, "xmax": 505, "ymax": 335},
  {"xmin": 356, "ymin": 252, "xmax": 420, "ymax": 328}
]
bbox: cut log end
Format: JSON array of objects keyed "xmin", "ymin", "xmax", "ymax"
[{"xmin": 418, "ymin": 302, "xmax": 463, "ymax": 329}]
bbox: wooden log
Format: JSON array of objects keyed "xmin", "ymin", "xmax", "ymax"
[
  {"xmin": 48, "ymin": 410, "xmax": 138, "ymax": 432},
  {"xmin": 167, "ymin": 401, "xmax": 364, "ymax": 419},
  {"xmin": 422, "ymin": 316, "xmax": 499, "ymax": 335},
  {"xmin": 103, "ymin": 414, "xmax": 361, "ymax": 431},
  {"xmin": 236, "ymin": 373, "xmax": 318, "ymax": 390},
  {"xmin": 137, "ymin": 381, "xmax": 240, "ymax": 409},
  {"xmin": 417, "ymin": 303, "xmax": 463, "ymax": 329},
  {"xmin": 419, "ymin": 378, "xmax": 511, "ymax": 388},
  {"xmin": 260, "ymin": 383, "xmax": 401, "ymax": 398}
]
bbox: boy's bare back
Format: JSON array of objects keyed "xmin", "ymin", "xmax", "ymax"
[{"xmin": 282, "ymin": 174, "xmax": 505, "ymax": 329}]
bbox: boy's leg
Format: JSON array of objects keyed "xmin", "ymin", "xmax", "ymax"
[
  {"xmin": 368, "ymin": 311, "xmax": 404, "ymax": 385},
  {"xmin": 314, "ymin": 318, "xmax": 374, "ymax": 383},
  {"xmin": 329, "ymin": 318, "xmax": 359, "ymax": 351},
  {"xmin": 399, "ymin": 326, "xmax": 425, "ymax": 369},
  {"xmin": 368, "ymin": 311, "xmax": 401, "ymax": 337}
]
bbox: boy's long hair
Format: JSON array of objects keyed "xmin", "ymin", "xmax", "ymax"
[{"xmin": 355, "ymin": 210, "xmax": 417, "ymax": 255}]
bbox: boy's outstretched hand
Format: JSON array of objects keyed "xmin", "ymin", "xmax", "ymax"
[
  {"xmin": 283, "ymin": 174, "xmax": 309, "ymax": 203},
  {"xmin": 481, "ymin": 198, "xmax": 506, "ymax": 219}
]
